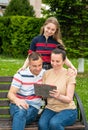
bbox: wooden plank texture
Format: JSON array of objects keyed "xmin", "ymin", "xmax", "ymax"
[
  {"xmin": 0, "ymin": 92, "xmax": 8, "ymax": 98},
  {"xmin": 0, "ymin": 77, "xmax": 13, "ymax": 82},
  {"xmin": 0, "ymin": 84, "xmax": 11, "ymax": 90}
]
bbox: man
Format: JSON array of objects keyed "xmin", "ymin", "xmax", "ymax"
[{"xmin": 7, "ymin": 52, "xmax": 45, "ymax": 130}]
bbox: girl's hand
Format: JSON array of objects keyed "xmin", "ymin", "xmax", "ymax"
[
  {"xmin": 67, "ymin": 68, "xmax": 77, "ymax": 76},
  {"xmin": 17, "ymin": 67, "xmax": 26, "ymax": 72}
]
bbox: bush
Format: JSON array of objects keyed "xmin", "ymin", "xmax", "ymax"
[
  {"xmin": 0, "ymin": 16, "xmax": 45, "ymax": 57},
  {"xmin": 4, "ymin": 0, "xmax": 35, "ymax": 17},
  {"xmin": 0, "ymin": 16, "xmax": 88, "ymax": 58}
]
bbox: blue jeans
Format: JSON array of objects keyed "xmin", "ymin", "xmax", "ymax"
[
  {"xmin": 38, "ymin": 108, "xmax": 77, "ymax": 130},
  {"xmin": 10, "ymin": 103, "xmax": 38, "ymax": 130}
]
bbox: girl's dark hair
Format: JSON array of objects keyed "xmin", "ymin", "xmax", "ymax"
[{"xmin": 51, "ymin": 45, "xmax": 66, "ymax": 61}]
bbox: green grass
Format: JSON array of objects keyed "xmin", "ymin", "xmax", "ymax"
[
  {"xmin": 0, "ymin": 55, "xmax": 88, "ymax": 121},
  {"xmin": 0, "ymin": 55, "xmax": 25, "ymax": 76}
]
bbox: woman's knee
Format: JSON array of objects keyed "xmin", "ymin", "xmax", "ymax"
[
  {"xmin": 38, "ymin": 118, "xmax": 45, "ymax": 128},
  {"xmin": 49, "ymin": 118, "xmax": 64, "ymax": 130},
  {"xmin": 49, "ymin": 119, "xmax": 56, "ymax": 129}
]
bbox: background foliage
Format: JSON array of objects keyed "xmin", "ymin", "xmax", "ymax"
[
  {"xmin": 0, "ymin": 16, "xmax": 45, "ymax": 57},
  {"xmin": 0, "ymin": 0, "xmax": 88, "ymax": 58},
  {"xmin": 4, "ymin": 0, "xmax": 35, "ymax": 16},
  {"xmin": 42, "ymin": 0, "xmax": 88, "ymax": 58},
  {"xmin": 0, "ymin": 15, "xmax": 88, "ymax": 58}
]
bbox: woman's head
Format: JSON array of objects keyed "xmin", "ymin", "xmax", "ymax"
[
  {"xmin": 40, "ymin": 17, "xmax": 63, "ymax": 44},
  {"xmin": 51, "ymin": 47, "xmax": 66, "ymax": 70}
]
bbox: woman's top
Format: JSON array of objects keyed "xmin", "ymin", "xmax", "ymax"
[
  {"xmin": 42, "ymin": 68, "xmax": 76, "ymax": 112},
  {"xmin": 28, "ymin": 35, "xmax": 59, "ymax": 64}
]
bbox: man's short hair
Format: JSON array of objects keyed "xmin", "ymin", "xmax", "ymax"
[{"xmin": 28, "ymin": 52, "xmax": 42, "ymax": 61}]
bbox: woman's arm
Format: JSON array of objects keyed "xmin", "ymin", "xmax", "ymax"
[{"xmin": 50, "ymin": 83, "xmax": 75, "ymax": 104}]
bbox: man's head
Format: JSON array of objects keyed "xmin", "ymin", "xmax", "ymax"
[{"xmin": 28, "ymin": 52, "xmax": 43, "ymax": 75}]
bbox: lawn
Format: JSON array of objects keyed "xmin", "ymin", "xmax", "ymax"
[{"xmin": 0, "ymin": 55, "xmax": 88, "ymax": 121}]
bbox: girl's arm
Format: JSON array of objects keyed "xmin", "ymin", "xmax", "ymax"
[
  {"xmin": 22, "ymin": 57, "xmax": 29, "ymax": 69},
  {"xmin": 18, "ymin": 57, "xmax": 29, "ymax": 72},
  {"xmin": 65, "ymin": 57, "xmax": 77, "ymax": 76}
]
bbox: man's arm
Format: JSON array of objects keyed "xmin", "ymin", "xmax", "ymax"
[{"xmin": 7, "ymin": 86, "xmax": 29, "ymax": 109}]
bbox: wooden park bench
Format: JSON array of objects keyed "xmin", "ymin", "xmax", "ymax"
[{"xmin": 0, "ymin": 76, "xmax": 88, "ymax": 130}]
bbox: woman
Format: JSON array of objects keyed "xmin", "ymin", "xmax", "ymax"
[
  {"xmin": 19, "ymin": 17, "xmax": 77, "ymax": 75},
  {"xmin": 38, "ymin": 47, "xmax": 77, "ymax": 130}
]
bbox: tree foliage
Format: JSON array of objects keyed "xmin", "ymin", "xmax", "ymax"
[
  {"xmin": 4, "ymin": 0, "xmax": 35, "ymax": 17},
  {"xmin": 42, "ymin": 0, "xmax": 88, "ymax": 58}
]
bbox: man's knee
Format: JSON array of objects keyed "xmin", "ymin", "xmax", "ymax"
[{"xmin": 14, "ymin": 108, "xmax": 27, "ymax": 119}]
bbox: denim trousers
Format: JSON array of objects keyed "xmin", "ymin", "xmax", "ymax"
[
  {"xmin": 10, "ymin": 103, "xmax": 38, "ymax": 130},
  {"xmin": 38, "ymin": 108, "xmax": 77, "ymax": 130}
]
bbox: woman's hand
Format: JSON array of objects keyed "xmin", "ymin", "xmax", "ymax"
[{"xmin": 49, "ymin": 89, "xmax": 60, "ymax": 99}]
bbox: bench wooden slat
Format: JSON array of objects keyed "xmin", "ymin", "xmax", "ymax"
[
  {"xmin": 0, "ymin": 120, "xmax": 85, "ymax": 130},
  {"xmin": 0, "ymin": 108, "xmax": 10, "ymax": 115},
  {"xmin": 0, "ymin": 117, "xmax": 11, "ymax": 121},
  {"xmin": 0, "ymin": 76, "xmax": 13, "ymax": 82},
  {"xmin": 0, "ymin": 92, "xmax": 8, "ymax": 98},
  {"xmin": 0, "ymin": 128, "xmax": 38, "ymax": 130},
  {"xmin": 0, "ymin": 84, "xmax": 11, "ymax": 90},
  {"xmin": 0, "ymin": 100, "xmax": 9, "ymax": 106}
]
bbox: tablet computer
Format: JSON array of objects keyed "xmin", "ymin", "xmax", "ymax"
[{"xmin": 34, "ymin": 83, "xmax": 56, "ymax": 97}]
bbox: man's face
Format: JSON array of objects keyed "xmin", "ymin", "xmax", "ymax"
[{"xmin": 29, "ymin": 57, "xmax": 43, "ymax": 76}]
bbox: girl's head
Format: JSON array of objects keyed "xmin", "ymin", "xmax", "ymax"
[
  {"xmin": 40, "ymin": 17, "xmax": 63, "ymax": 44},
  {"xmin": 51, "ymin": 47, "xmax": 66, "ymax": 70}
]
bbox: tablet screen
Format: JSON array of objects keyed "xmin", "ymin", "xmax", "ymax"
[{"xmin": 34, "ymin": 83, "xmax": 56, "ymax": 97}]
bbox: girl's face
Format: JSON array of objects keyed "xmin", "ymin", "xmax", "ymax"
[
  {"xmin": 43, "ymin": 23, "xmax": 57, "ymax": 38},
  {"xmin": 51, "ymin": 53, "xmax": 65, "ymax": 70}
]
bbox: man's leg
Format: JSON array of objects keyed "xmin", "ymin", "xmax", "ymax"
[
  {"xmin": 26, "ymin": 105, "xmax": 38, "ymax": 125},
  {"xmin": 10, "ymin": 103, "xmax": 27, "ymax": 130}
]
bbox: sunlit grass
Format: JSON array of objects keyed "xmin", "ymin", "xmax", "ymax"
[{"xmin": 0, "ymin": 55, "xmax": 25, "ymax": 76}]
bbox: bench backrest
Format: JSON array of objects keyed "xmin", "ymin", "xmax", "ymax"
[{"xmin": 0, "ymin": 76, "xmax": 13, "ymax": 121}]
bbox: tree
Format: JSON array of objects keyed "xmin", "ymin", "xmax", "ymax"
[
  {"xmin": 4, "ymin": 0, "xmax": 35, "ymax": 17},
  {"xmin": 42, "ymin": 0, "xmax": 88, "ymax": 57},
  {"xmin": 42, "ymin": 0, "xmax": 88, "ymax": 72}
]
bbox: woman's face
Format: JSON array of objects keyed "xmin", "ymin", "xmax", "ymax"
[
  {"xmin": 51, "ymin": 53, "xmax": 65, "ymax": 70},
  {"xmin": 43, "ymin": 23, "xmax": 57, "ymax": 38}
]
